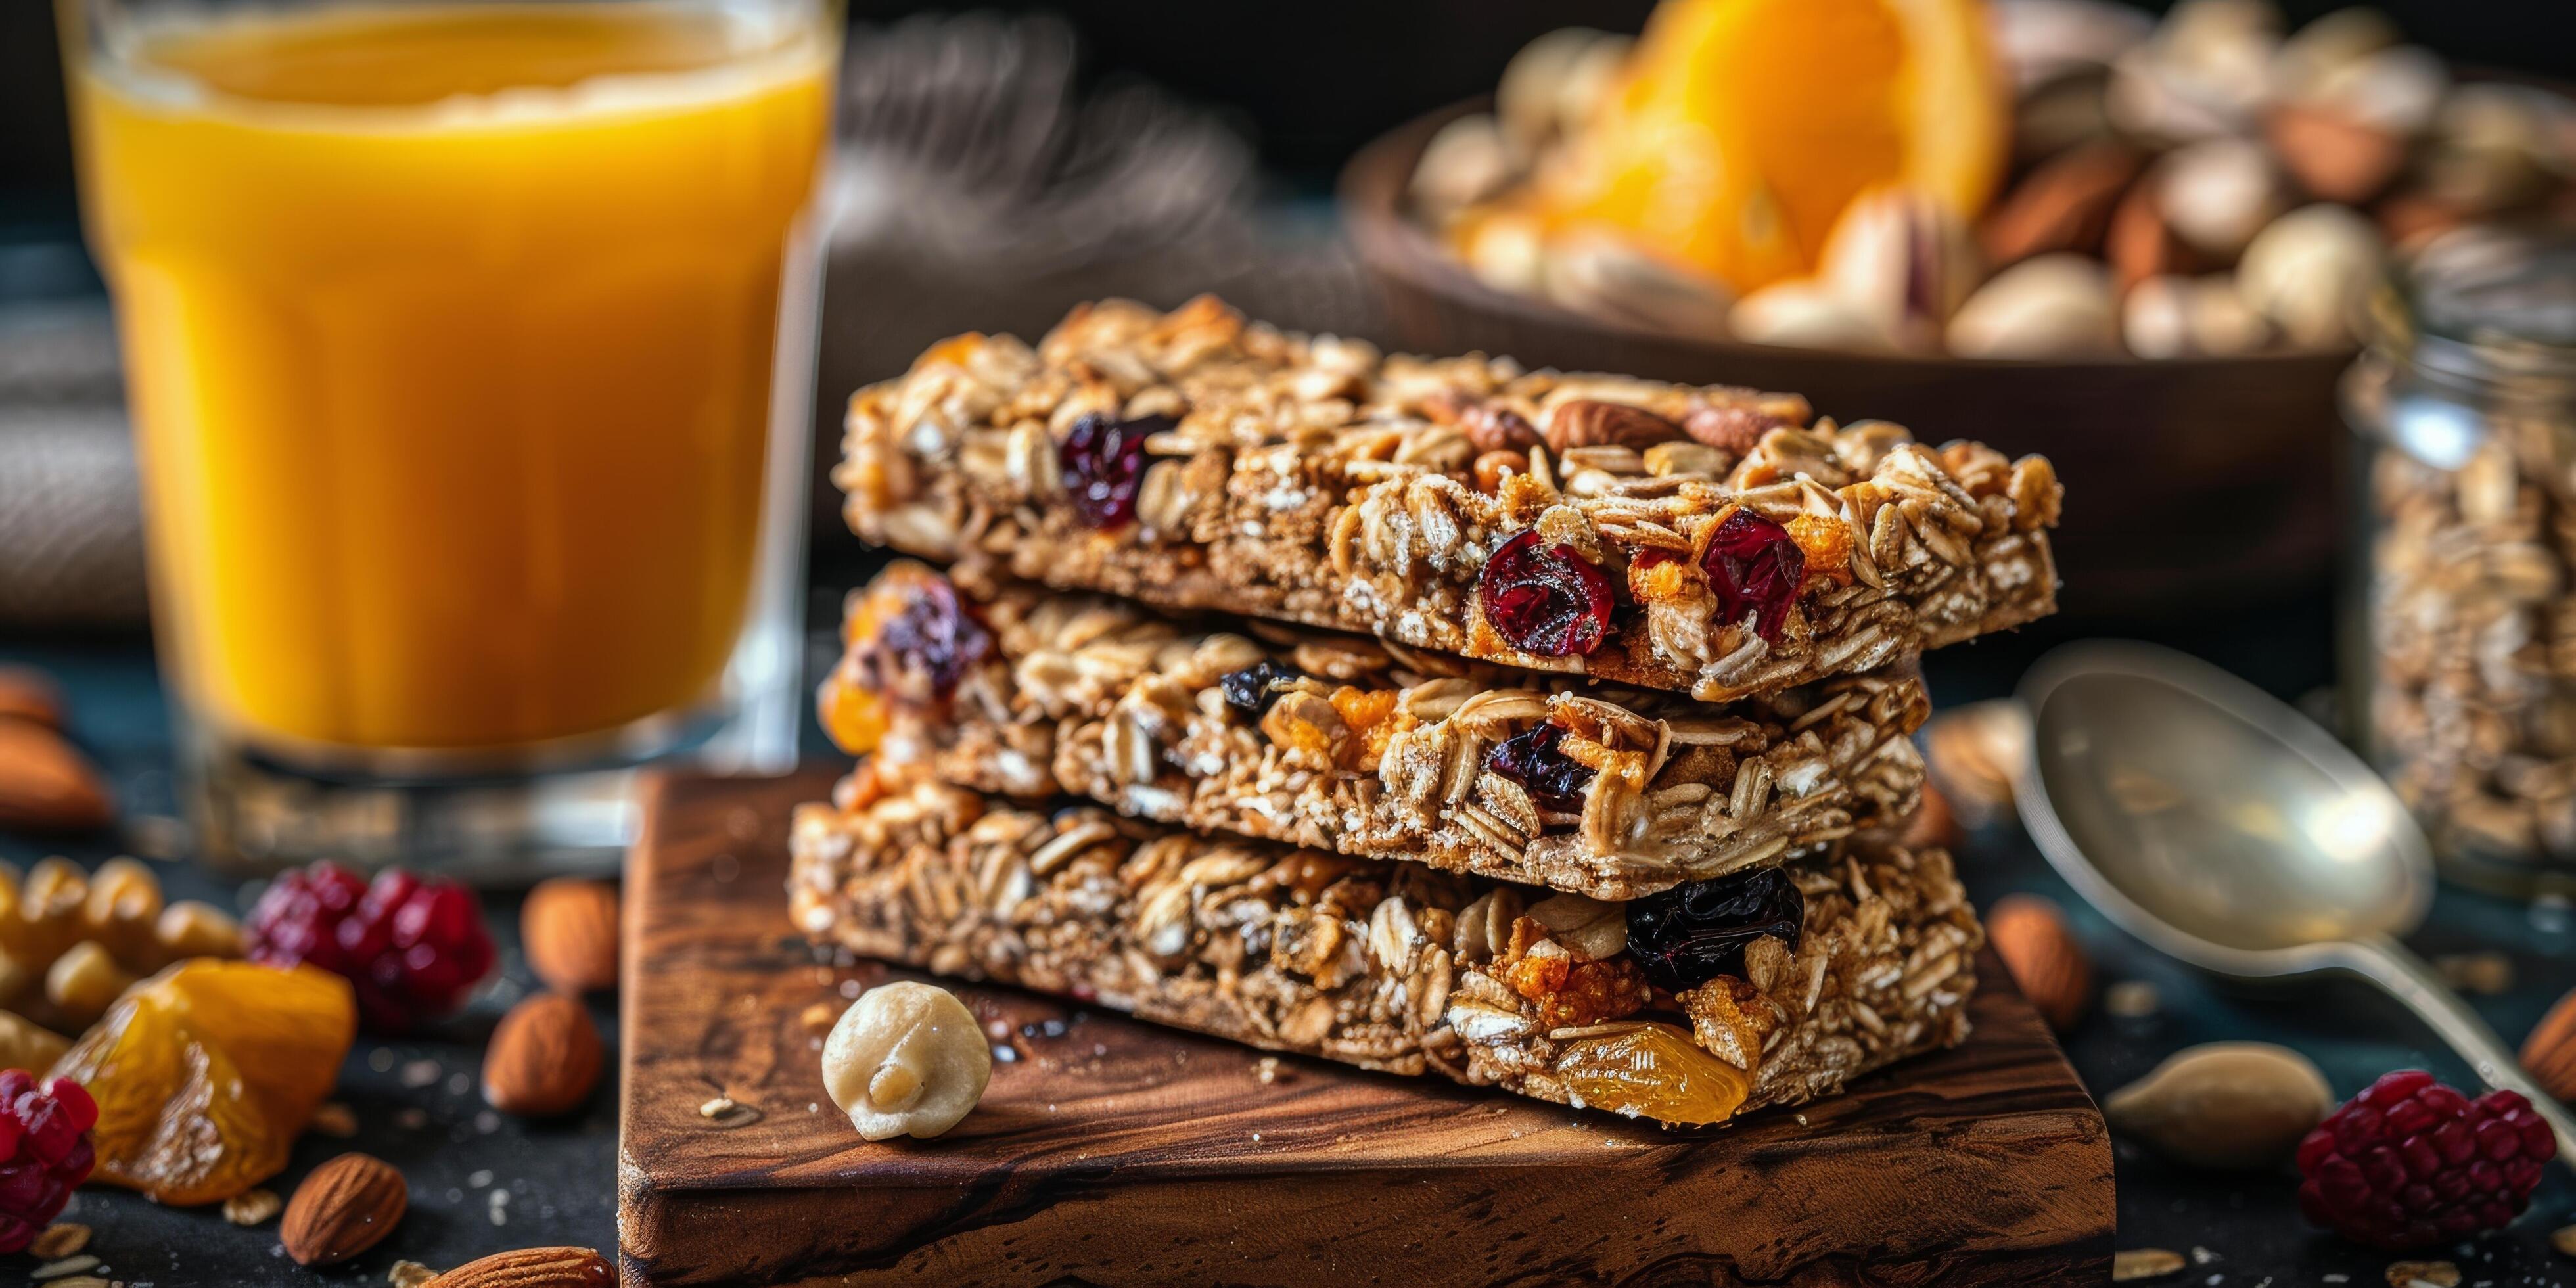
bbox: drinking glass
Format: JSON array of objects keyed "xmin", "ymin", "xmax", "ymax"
[{"xmin": 59, "ymin": 0, "xmax": 841, "ymax": 878}]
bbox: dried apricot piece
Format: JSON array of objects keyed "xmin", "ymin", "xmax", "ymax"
[
  {"xmin": 1554, "ymin": 1020, "xmax": 1751, "ymax": 1125},
  {"xmin": 51, "ymin": 959, "xmax": 355, "ymax": 1206}
]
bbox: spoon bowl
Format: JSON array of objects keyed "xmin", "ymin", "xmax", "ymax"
[{"xmin": 2015, "ymin": 640, "xmax": 2576, "ymax": 1161}]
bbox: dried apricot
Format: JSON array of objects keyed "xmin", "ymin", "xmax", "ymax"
[
  {"xmin": 1554, "ymin": 1021, "xmax": 1751, "ymax": 1125},
  {"xmin": 51, "ymin": 959, "xmax": 355, "ymax": 1206}
]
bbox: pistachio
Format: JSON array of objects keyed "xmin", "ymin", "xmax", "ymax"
[
  {"xmin": 2236, "ymin": 204, "xmax": 2383, "ymax": 347},
  {"xmin": 1946, "ymin": 255, "xmax": 2121, "ymax": 359},
  {"xmin": 1818, "ymin": 187, "xmax": 1981, "ymax": 346},
  {"xmin": 1457, "ymin": 208, "xmax": 1546, "ymax": 295},
  {"xmin": 2155, "ymin": 137, "xmax": 2288, "ymax": 260},
  {"xmin": 821, "ymin": 980, "xmax": 992, "ymax": 1141},
  {"xmin": 2123, "ymin": 274, "xmax": 2274, "ymax": 357},
  {"xmin": 2104, "ymin": 0, "xmax": 2278, "ymax": 143},
  {"xmin": 1496, "ymin": 28, "xmax": 1626, "ymax": 154},
  {"xmin": 2103, "ymin": 1041, "xmax": 2333, "ymax": 1170},
  {"xmin": 1729, "ymin": 280, "xmax": 1904, "ymax": 354},
  {"xmin": 1410, "ymin": 114, "xmax": 1517, "ymax": 219},
  {"xmin": 1540, "ymin": 232, "xmax": 1733, "ymax": 340}
]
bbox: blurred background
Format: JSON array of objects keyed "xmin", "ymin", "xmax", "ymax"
[{"xmin": 3, "ymin": 0, "xmax": 2571, "ymax": 701}]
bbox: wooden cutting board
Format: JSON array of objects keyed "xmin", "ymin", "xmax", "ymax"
[{"xmin": 616, "ymin": 770, "xmax": 2115, "ymax": 1286}]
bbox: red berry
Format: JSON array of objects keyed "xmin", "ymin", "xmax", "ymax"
[
  {"xmin": 1701, "ymin": 508, "xmax": 1805, "ymax": 642},
  {"xmin": 246, "ymin": 862, "xmax": 495, "ymax": 1033},
  {"xmin": 1477, "ymin": 530, "xmax": 1615, "ymax": 657},
  {"xmin": 0, "ymin": 1071, "xmax": 97, "ymax": 1255},
  {"xmin": 2297, "ymin": 1069, "xmax": 2557, "ymax": 1250},
  {"xmin": 1059, "ymin": 412, "xmax": 1166, "ymax": 529}
]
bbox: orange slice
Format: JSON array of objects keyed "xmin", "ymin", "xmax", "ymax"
[{"xmin": 1535, "ymin": 0, "xmax": 2007, "ymax": 294}]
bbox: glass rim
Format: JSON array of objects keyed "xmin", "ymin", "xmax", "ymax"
[{"xmin": 61, "ymin": 0, "xmax": 842, "ymax": 127}]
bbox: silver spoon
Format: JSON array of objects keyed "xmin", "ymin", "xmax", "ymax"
[{"xmin": 2013, "ymin": 639, "xmax": 2576, "ymax": 1162}]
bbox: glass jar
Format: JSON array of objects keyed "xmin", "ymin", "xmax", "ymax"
[{"xmin": 2346, "ymin": 227, "xmax": 2576, "ymax": 900}]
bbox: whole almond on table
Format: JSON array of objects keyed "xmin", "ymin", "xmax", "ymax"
[
  {"xmin": 425, "ymin": 1245, "xmax": 614, "ymax": 1287},
  {"xmin": 522, "ymin": 878, "xmax": 620, "ymax": 993},
  {"xmin": 484, "ymin": 991, "xmax": 605, "ymax": 1117},
  {"xmin": 0, "ymin": 720, "xmax": 113, "ymax": 833},
  {"xmin": 2521, "ymin": 985, "xmax": 2576, "ymax": 1105},
  {"xmin": 281, "ymin": 1152, "xmax": 407, "ymax": 1266},
  {"xmin": 1987, "ymin": 894, "xmax": 2092, "ymax": 1030},
  {"xmin": 0, "ymin": 666, "xmax": 65, "ymax": 729}
]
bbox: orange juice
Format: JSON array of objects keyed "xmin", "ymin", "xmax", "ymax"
[{"xmin": 66, "ymin": 1, "xmax": 835, "ymax": 756}]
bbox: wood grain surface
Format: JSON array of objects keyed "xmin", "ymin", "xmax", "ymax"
[{"xmin": 618, "ymin": 771, "xmax": 2116, "ymax": 1286}]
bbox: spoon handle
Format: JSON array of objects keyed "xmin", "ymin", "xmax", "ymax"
[{"xmin": 2339, "ymin": 934, "xmax": 2576, "ymax": 1168}]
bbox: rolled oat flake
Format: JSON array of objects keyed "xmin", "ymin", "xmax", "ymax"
[{"xmin": 2346, "ymin": 227, "xmax": 2576, "ymax": 898}]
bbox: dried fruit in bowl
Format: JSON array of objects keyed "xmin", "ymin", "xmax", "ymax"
[{"xmin": 52, "ymin": 959, "xmax": 356, "ymax": 1206}]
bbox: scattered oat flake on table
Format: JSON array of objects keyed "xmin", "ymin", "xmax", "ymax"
[
  {"xmin": 32, "ymin": 1254, "xmax": 101, "ymax": 1281},
  {"xmin": 2385, "ymin": 1262, "xmax": 2460, "ymax": 1288},
  {"xmin": 221, "ymin": 1188, "xmax": 280, "ymax": 1226},
  {"xmin": 310, "ymin": 1102, "xmax": 358, "ymax": 1138},
  {"xmin": 700, "ymin": 1096, "xmax": 738, "ymax": 1118},
  {"xmin": 2433, "ymin": 952, "xmax": 2513, "ymax": 995},
  {"xmin": 387, "ymin": 1260, "xmax": 440, "ymax": 1287},
  {"xmin": 30, "ymin": 1223, "xmax": 91, "ymax": 1258},
  {"xmin": 2552, "ymin": 1224, "xmax": 2576, "ymax": 1257},
  {"xmin": 2104, "ymin": 980, "xmax": 2161, "ymax": 1018},
  {"xmin": 2112, "ymin": 1248, "xmax": 2186, "ymax": 1281},
  {"xmin": 1255, "ymin": 1057, "xmax": 1279, "ymax": 1085}
]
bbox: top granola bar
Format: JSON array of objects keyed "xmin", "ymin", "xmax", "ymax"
[{"xmin": 840, "ymin": 296, "xmax": 2063, "ymax": 702}]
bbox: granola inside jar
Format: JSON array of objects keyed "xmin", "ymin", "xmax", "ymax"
[{"xmin": 2348, "ymin": 228, "xmax": 2576, "ymax": 898}]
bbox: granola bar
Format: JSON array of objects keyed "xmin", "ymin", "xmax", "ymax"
[
  {"xmin": 838, "ymin": 295, "xmax": 2061, "ymax": 702},
  {"xmin": 788, "ymin": 764, "xmax": 1982, "ymax": 1126},
  {"xmin": 823, "ymin": 562, "xmax": 1928, "ymax": 900}
]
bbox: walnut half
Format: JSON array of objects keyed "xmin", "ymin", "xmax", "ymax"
[{"xmin": 821, "ymin": 981, "xmax": 992, "ymax": 1141}]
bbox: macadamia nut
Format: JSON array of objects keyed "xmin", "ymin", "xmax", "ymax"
[{"xmin": 821, "ymin": 980, "xmax": 992, "ymax": 1141}]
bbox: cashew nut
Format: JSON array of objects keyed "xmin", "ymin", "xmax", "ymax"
[{"xmin": 821, "ymin": 981, "xmax": 992, "ymax": 1141}]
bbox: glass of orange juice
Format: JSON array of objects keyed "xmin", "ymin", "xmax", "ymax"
[{"xmin": 60, "ymin": 0, "xmax": 840, "ymax": 877}]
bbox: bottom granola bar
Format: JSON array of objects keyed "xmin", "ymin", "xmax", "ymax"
[{"xmin": 789, "ymin": 764, "xmax": 1982, "ymax": 1126}]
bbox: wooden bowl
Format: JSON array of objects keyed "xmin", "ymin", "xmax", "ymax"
[{"xmin": 1339, "ymin": 101, "xmax": 2352, "ymax": 618}]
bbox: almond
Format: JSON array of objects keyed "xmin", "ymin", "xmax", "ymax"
[
  {"xmin": 2519, "ymin": 985, "xmax": 2576, "ymax": 1105},
  {"xmin": 1543, "ymin": 400, "xmax": 1683, "ymax": 454},
  {"xmin": 281, "ymin": 1152, "xmax": 407, "ymax": 1266},
  {"xmin": 2106, "ymin": 183, "xmax": 2203, "ymax": 296},
  {"xmin": 0, "ymin": 666, "xmax": 65, "ymax": 729},
  {"xmin": 1980, "ymin": 140, "xmax": 2146, "ymax": 267},
  {"xmin": 425, "ymin": 1245, "xmax": 614, "ymax": 1287},
  {"xmin": 0, "ymin": 720, "xmax": 113, "ymax": 833},
  {"xmin": 484, "ymin": 991, "xmax": 605, "ymax": 1117},
  {"xmin": 522, "ymin": 879, "xmax": 620, "ymax": 994},
  {"xmin": 2268, "ymin": 102, "xmax": 2406, "ymax": 205},
  {"xmin": 1988, "ymin": 894, "xmax": 2092, "ymax": 1030}
]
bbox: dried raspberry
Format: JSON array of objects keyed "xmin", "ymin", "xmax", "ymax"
[
  {"xmin": 1486, "ymin": 724, "xmax": 1594, "ymax": 814},
  {"xmin": 0, "ymin": 1071, "xmax": 96, "ymax": 1254},
  {"xmin": 865, "ymin": 578, "xmax": 991, "ymax": 700},
  {"xmin": 1623, "ymin": 867, "xmax": 1805, "ymax": 993},
  {"xmin": 2295, "ymin": 1069, "xmax": 2556, "ymax": 1251},
  {"xmin": 1059, "ymin": 412, "xmax": 1169, "ymax": 529},
  {"xmin": 246, "ymin": 863, "xmax": 495, "ymax": 1034},
  {"xmin": 1701, "ymin": 509, "xmax": 1805, "ymax": 641},
  {"xmin": 1477, "ymin": 530, "xmax": 1615, "ymax": 657}
]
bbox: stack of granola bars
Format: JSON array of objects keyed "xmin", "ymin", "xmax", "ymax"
[{"xmin": 791, "ymin": 296, "xmax": 2061, "ymax": 1125}]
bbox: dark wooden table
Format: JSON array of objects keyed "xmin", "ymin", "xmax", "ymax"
[{"xmin": 3, "ymin": 605, "xmax": 2572, "ymax": 1285}]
